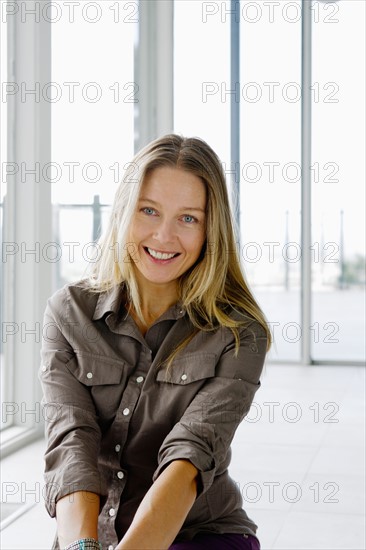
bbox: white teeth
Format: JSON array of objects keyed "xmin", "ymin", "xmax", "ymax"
[{"xmin": 147, "ymin": 247, "xmax": 177, "ymax": 260}]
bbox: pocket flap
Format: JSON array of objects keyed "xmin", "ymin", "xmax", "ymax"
[
  {"xmin": 66, "ymin": 352, "xmax": 125, "ymax": 386},
  {"xmin": 156, "ymin": 353, "xmax": 217, "ymax": 385}
]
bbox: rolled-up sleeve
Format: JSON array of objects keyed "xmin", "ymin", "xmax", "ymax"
[
  {"xmin": 39, "ymin": 288, "xmax": 105, "ymax": 517},
  {"xmin": 152, "ymin": 321, "xmax": 267, "ymax": 495}
]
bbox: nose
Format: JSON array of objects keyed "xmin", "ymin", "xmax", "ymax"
[{"xmin": 153, "ymin": 217, "xmax": 176, "ymax": 244}]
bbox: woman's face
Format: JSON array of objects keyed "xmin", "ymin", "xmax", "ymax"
[{"xmin": 128, "ymin": 166, "xmax": 207, "ymax": 288}]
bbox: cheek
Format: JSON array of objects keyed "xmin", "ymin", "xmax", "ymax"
[
  {"xmin": 185, "ymin": 231, "xmax": 205, "ymax": 257},
  {"xmin": 129, "ymin": 218, "xmax": 146, "ymax": 243}
]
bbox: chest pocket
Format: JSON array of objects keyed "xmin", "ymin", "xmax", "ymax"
[
  {"xmin": 66, "ymin": 352, "xmax": 128, "ymax": 421},
  {"xmin": 66, "ymin": 352, "xmax": 126, "ymax": 386},
  {"xmin": 155, "ymin": 352, "xmax": 217, "ymax": 385}
]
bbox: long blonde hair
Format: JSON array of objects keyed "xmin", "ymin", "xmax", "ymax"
[{"xmin": 87, "ymin": 134, "xmax": 271, "ymax": 367}]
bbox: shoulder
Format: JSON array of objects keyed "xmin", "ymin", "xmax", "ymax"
[
  {"xmin": 46, "ymin": 278, "xmax": 99, "ymax": 320},
  {"xmin": 211, "ymin": 308, "xmax": 268, "ymax": 383},
  {"xmin": 224, "ymin": 304, "xmax": 268, "ymax": 340},
  {"xmin": 186, "ymin": 305, "xmax": 268, "ymax": 361}
]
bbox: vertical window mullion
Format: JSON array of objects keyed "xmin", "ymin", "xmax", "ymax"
[
  {"xmin": 230, "ymin": 0, "xmax": 240, "ymax": 244},
  {"xmin": 134, "ymin": 0, "xmax": 174, "ymax": 152},
  {"xmin": 301, "ymin": 0, "xmax": 312, "ymax": 365}
]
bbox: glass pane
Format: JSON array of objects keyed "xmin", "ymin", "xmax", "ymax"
[
  {"xmin": 51, "ymin": 1, "xmax": 136, "ymax": 288},
  {"xmin": 240, "ymin": 0, "xmax": 302, "ymax": 361},
  {"xmin": 174, "ymin": 0, "xmax": 231, "ymax": 171},
  {"xmin": 312, "ymin": 0, "xmax": 365, "ymax": 361}
]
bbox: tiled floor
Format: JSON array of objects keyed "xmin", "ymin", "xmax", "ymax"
[
  {"xmin": 1, "ymin": 364, "xmax": 365, "ymax": 550},
  {"xmin": 229, "ymin": 364, "xmax": 365, "ymax": 549}
]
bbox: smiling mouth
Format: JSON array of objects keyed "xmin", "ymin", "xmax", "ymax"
[{"xmin": 143, "ymin": 247, "xmax": 181, "ymax": 261}]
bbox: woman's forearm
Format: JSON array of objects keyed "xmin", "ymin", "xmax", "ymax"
[
  {"xmin": 116, "ymin": 460, "xmax": 198, "ymax": 550},
  {"xmin": 56, "ymin": 491, "xmax": 100, "ymax": 549}
]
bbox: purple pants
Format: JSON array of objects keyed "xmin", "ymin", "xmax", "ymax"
[{"xmin": 169, "ymin": 533, "xmax": 260, "ymax": 550}]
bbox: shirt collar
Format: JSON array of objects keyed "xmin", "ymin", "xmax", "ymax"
[
  {"xmin": 156, "ymin": 301, "xmax": 186, "ymax": 322},
  {"xmin": 92, "ymin": 284, "xmax": 125, "ymax": 320},
  {"xmin": 92, "ymin": 284, "xmax": 186, "ymax": 322}
]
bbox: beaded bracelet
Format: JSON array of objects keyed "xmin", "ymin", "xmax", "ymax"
[{"xmin": 64, "ymin": 538, "xmax": 102, "ymax": 550}]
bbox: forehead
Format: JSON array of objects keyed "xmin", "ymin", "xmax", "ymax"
[{"xmin": 140, "ymin": 166, "xmax": 206, "ymax": 206}]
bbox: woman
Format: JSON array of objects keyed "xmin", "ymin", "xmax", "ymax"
[{"xmin": 40, "ymin": 134, "xmax": 271, "ymax": 550}]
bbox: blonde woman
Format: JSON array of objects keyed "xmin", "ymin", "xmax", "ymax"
[{"xmin": 40, "ymin": 134, "xmax": 271, "ymax": 550}]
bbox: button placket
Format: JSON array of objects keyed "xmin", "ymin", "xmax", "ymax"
[
  {"xmin": 103, "ymin": 340, "xmax": 151, "ymax": 529},
  {"xmin": 102, "ymin": 468, "xmax": 123, "ymax": 546}
]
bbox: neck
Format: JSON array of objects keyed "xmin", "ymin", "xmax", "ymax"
[
  {"xmin": 141, "ymin": 295, "xmax": 178, "ymax": 321},
  {"xmin": 132, "ymin": 276, "xmax": 180, "ymax": 323}
]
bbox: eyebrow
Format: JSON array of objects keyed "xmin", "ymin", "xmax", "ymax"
[{"xmin": 138, "ymin": 197, "xmax": 206, "ymax": 213}]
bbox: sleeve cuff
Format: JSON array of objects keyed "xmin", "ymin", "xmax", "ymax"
[
  {"xmin": 153, "ymin": 422, "xmax": 217, "ymax": 497},
  {"xmin": 44, "ymin": 478, "xmax": 106, "ymax": 518}
]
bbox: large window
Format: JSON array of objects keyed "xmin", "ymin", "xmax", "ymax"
[
  {"xmin": 0, "ymin": 1, "xmax": 136, "ymax": 453},
  {"xmin": 174, "ymin": 0, "xmax": 365, "ymax": 364},
  {"xmin": 174, "ymin": 0, "xmax": 302, "ymax": 361},
  {"xmin": 311, "ymin": 0, "xmax": 365, "ymax": 361},
  {"xmin": 0, "ymin": 2, "xmax": 364, "ymax": 453},
  {"xmin": 51, "ymin": 1, "xmax": 136, "ymax": 288},
  {"xmin": 174, "ymin": 0, "xmax": 231, "ymax": 177},
  {"xmin": 239, "ymin": 0, "xmax": 302, "ymax": 362}
]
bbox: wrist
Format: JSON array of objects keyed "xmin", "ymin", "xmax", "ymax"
[{"xmin": 64, "ymin": 538, "xmax": 102, "ymax": 550}]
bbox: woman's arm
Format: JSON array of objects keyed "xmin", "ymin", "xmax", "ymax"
[
  {"xmin": 40, "ymin": 290, "xmax": 104, "ymax": 521},
  {"xmin": 115, "ymin": 459, "xmax": 198, "ymax": 550},
  {"xmin": 56, "ymin": 491, "xmax": 100, "ymax": 549}
]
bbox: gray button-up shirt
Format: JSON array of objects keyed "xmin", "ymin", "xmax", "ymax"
[{"xmin": 40, "ymin": 281, "xmax": 268, "ymax": 548}]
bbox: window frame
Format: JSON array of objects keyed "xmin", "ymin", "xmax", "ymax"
[{"xmin": 1, "ymin": 3, "xmax": 52, "ymax": 456}]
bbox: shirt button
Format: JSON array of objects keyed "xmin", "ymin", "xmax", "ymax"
[
  {"xmin": 136, "ymin": 376, "xmax": 144, "ymax": 384},
  {"xmin": 115, "ymin": 444, "xmax": 121, "ymax": 452},
  {"xmin": 181, "ymin": 374, "xmax": 187, "ymax": 381},
  {"xmin": 41, "ymin": 365, "xmax": 47, "ymax": 372},
  {"xmin": 86, "ymin": 372, "xmax": 93, "ymax": 379},
  {"xmin": 123, "ymin": 408, "xmax": 130, "ymax": 416},
  {"xmin": 117, "ymin": 471, "xmax": 124, "ymax": 479},
  {"xmin": 108, "ymin": 508, "xmax": 115, "ymax": 517}
]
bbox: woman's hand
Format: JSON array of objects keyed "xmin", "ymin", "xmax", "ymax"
[
  {"xmin": 56, "ymin": 491, "xmax": 100, "ymax": 549},
  {"xmin": 115, "ymin": 459, "xmax": 198, "ymax": 550}
]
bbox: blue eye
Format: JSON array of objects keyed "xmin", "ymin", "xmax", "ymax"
[
  {"xmin": 142, "ymin": 207, "xmax": 156, "ymax": 215},
  {"xmin": 182, "ymin": 215, "xmax": 196, "ymax": 224}
]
